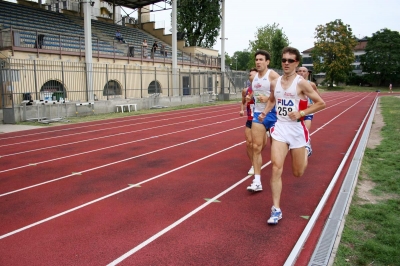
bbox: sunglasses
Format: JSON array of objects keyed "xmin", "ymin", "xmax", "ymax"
[{"xmin": 281, "ymin": 58, "xmax": 297, "ymax": 63}]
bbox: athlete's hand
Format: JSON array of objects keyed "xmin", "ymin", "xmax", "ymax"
[
  {"xmin": 257, "ymin": 95, "xmax": 268, "ymax": 103},
  {"xmin": 245, "ymin": 95, "xmax": 252, "ymax": 102},
  {"xmin": 288, "ymin": 111, "xmax": 301, "ymax": 121},
  {"xmin": 258, "ymin": 112, "xmax": 266, "ymax": 122},
  {"xmin": 239, "ymin": 110, "xmax": 244, "ymax": 117}
]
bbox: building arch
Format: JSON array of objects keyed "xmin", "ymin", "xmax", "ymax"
[
  {"xmin": 103, "ymin": 80, "xmax": 122, "ymax": 96},
  {"xmin": 40, "ymin": 79, "xmax": 67, "ymax": 98},
  {"xmin": 148, "ymin": 80, "xmax": 162, "ymax": 94}
]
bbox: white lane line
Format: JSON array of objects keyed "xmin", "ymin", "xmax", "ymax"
[
  {"xmin": 0, "ymin": 111, "xmax": 239, "ymax": 157},
  {"xmin": 0, "ymin": 92, "xmax": 364, "ymax": 157},
  {"xmin": 0, "ymin": 141, "xmax": 245, "ymax": 240},
  {"xmin": 0, "ymin": 93, "xmax": 374, "ymax": 247},
  {"xmin": 107, "ymin": 162, "xmax": 273, "ymax": 266},
  {"xmin": 0, "ymin": 125, "xmax": 242, "ymax": 197},
  {"xmin": 0, "ymin": 92, "xmax": 353, "ymax": 146},
  {"xmin": 284, "ymin": 93, "xmax": 379, "ymax": 266},
  {"xmin": 106, "ymin": 93, "xmax": 375, "ymax": 265},
  {"xmin": 0, "ymin": 105, "xmax": 239, "ymax": 144},
  {"xmin": 0, "ymin": 117, "xmax": 241, "ymax": 174}
]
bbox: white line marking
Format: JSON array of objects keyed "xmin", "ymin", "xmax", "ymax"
[
  {"xmin": 0, "ymin": 141, "xmax": 245, "ymax": 240},
  {"xmin": 0, "ymin": 112, "xmax": 239, "ymax": 157},
  {"xmin": 107, "ymin": 162, "xmax": 273, "ymax": 266},
  {"xmin": 0, "ymin": 105, "xmax": 237, "ymax": 146},
  {"xmin": 283, "ymin": 93, "xmax": 378, "ymax": 266},
  {"xmin": 0, "ymin": 93, "xmax": 362, "ymax": 158},
  {"xmin": 0, "ymin": 125, "xmax": 241, "ymax": 196},
  {"xmin": 107, "ymin": 93, "xmax": 375, "ymax": 265},
  {"xmin": 0, "ymin": 117, "xmax": 240, "ymax": 174}
]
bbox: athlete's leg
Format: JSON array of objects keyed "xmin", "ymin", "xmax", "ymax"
[
  {"xmin": 245, "ymin": 126, "xmax": 253, "ymax": 163},
  {"xmin": 304, "ymin": 120, "xmax": 312, "ymax": 131},
  {"xmin": 270, "ymin": 139, "xmax": 289, "ymax": 209},
  {"xmin": 290, "ymin": 147, "xmax": 308, "ymax": 177},
  {"xmin": 251, "ymin": 122, "xmax": 266, "ymax": 175}
]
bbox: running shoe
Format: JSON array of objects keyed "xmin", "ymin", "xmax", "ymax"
[
  {"xmin": 267, "ymin": 206, "xmax": 282, "ymax": 225},
  {"xmin": 305, "ymin": 141, "xmax": 312, "ymax": 157},
  {"xmin": 247, "ymin": 181, "xmax": 262, "ymax": 192},
  {"xmin": 248, "ymin": 166, "xmax": 254, "ymax": 175}
]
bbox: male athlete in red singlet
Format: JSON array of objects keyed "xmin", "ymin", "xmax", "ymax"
[
  {"xmin": 259, "ymin": 47, "xmax": 326, "ymax": 225},
  {"xmin": 240, "ymin": 68, "xmax": 258, "ymax": 175}
]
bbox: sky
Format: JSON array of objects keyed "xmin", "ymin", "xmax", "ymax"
[{"xmin": 149, "ymin": 0, "xmax": 400, "ymax": 55}]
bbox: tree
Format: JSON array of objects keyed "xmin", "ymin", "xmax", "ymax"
[
  {"xmin": 248, "ymin": 23, "xmax": 289, "ymax": 69},
  {"xmin": 224, "ymin": 52, "xmax": 232, "ymax": 68},
  {"xmin": 311, "ymin": 19, "xmax": 357, "ymax": 87},
  {"xmin": 270, "ymin": 29, "xmax": 289, "ymax": 69},
  {"xmin": 230, "ymin": 50, "xmax": 251, "ymax": 71},
  {"xmin": 177, "ymin": 0, "xmax": 221, "ymax": 48},
  {"xmin": 360, "ymin": 29, "xmax": 400, "ymax": 86}
]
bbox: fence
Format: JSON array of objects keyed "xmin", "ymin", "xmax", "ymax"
[{"xmin": 1, "ymin": 58, "xmax": 243, "ymax": 107}]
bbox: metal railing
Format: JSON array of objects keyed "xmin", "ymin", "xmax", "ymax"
[
  {"xmin": 0, "ymin": 27, "xmax": 221, "ymax": 68},
  {"xmin": 0, "ymin": 58, "xmax": 228, "ymax": 107}
]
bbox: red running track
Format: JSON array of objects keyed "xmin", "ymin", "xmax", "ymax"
[{"xmin": 0, "ymin": 92, "xmax": 379, "ymax": 265}]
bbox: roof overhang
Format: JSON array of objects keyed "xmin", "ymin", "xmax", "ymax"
[{"xmin": 101, "ymin": 0, "xmax": 165, "ymax": 10}]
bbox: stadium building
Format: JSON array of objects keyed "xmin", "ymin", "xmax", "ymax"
[{"xmin": 0, "ymin": 0, "xmax": 246, "ymax": 123}]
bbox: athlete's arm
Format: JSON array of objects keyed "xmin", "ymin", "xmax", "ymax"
[
  {"xmin": 258, "ymin": 80, "xmax": 277, "ymax": 121},
  {"xmin": 257, "ymin": 70, "xmax": 280, "ymax": 103},
  {"xmin": 269, "ymin": 70, "xmax": 280, "ymax": 82},
  {"xmin": 289, "ymin": 80, "xmax": 325, "ymax": 120},
  {"xmin": 240, "ymin": 88, "xmax": 247, "ymax": 116},
  {"xmin": 310, "ymin": 82, "xmax": 320, "ymax": 95}
]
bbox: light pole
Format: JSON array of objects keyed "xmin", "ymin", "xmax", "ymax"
[{"xmin": 234, "ymin": 57, "xmax": 238, "ymax": 70}]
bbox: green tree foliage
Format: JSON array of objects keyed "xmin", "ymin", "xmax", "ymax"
[
  {"xmin": 360, "ymin": 29, "xmax": 400, "ymax": 86},
  {"xmin": 229, "ymin": 50, "xmax": 251, "ymax": 71},
  {"xmin": 311, "ymin": 19, "xmax": 357, "ymax": 87},
  {"xmin": 248, "ymin": 23, "xmax": 289, "ymax": 69},
  {"xmin": 224, "ymin": 52, "xmax": 232, "ymax": 67},
  {"xmin": 177, "ymin": 0, "xmax": 221, "ymax": 48},
  {"xmin": 270, "ymin": 29, "xmax": 288, "ymax": 69}
]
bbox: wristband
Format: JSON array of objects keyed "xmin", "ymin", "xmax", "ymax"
[{"xmin": 300, "ymin": 111, "xmax": 305, "ymax": 117}]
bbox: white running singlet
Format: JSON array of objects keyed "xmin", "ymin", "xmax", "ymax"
[
  {"xmin": 274, "ymin": 75, "xmax": 308, "ymax": 123},
  {"xmin": 252, "ymin": 70, "xmax": 272, "ymax": 113},
  {"xmin": 270, "ymin": 75, "xmax": 310, "ymax": 148}
]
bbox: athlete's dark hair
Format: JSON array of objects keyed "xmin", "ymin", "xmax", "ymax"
[
  {"xmin": 249, "ymin": 67, "xmax": 257, "ymax": 73},
  {"xmin": 254, "ymin": 50, "xmax": 271, "ymax": 61},
  {"xmin": 282, "ymin": 46, "xmax": 301, "ymax": 61}
]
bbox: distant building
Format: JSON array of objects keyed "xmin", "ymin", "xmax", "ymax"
[{"xmin": 301, "ymin": 37, "xmax": 368, "ymax": 83}]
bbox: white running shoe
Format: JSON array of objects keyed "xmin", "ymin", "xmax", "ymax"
[
  {"xmin": 248, "ymin": 166, "xmax": 254, "ymax": 175},
  {"xmin": 267, "ymin": 206, "xmax": 282, "ymax": 225},
  {"xmin": 305, "ymin": 141, "xmax": 312, "ymax": 157},
  {"xmin": 247, "ymin": 181, "xmax": 262, "ymax": 192}
]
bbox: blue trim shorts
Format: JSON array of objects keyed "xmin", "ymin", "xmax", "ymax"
[
  {"xmin": 304, "ymin": 114, "xmax": 314, "ymax": 121},
  {"xmin": 253, "ymin": 112, "xmax": 276, "ymax": 130}
]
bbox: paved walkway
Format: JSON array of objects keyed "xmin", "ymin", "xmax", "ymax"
[{"xmin": 0, "ymin": 124, "xmax": 43, "ymax": 133}]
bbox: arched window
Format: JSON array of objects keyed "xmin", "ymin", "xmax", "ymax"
[
  {"xmin": 103, "ymin": 80, "xmax": 122, "ymax": 96},
  {"xmin": 148, "ymin": 80, "xmax": 162, "ymax": 94},
  {"xmin": 40, "ymin": 80, "xmax": 67, "ymax": 98}
]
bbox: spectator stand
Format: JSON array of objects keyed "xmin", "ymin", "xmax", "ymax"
[{"xmin": 149, "ymin": 93, "xmax": 168, "ymax": 109}]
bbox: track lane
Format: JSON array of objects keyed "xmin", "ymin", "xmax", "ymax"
[{"xmin": 0, "ymin": 92, "xmax": 378, "ymax": 266}]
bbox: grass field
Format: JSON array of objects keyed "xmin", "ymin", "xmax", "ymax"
[{"xmin": 334, "ymin": 96, "xmax": 400, "ymax": 266}]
